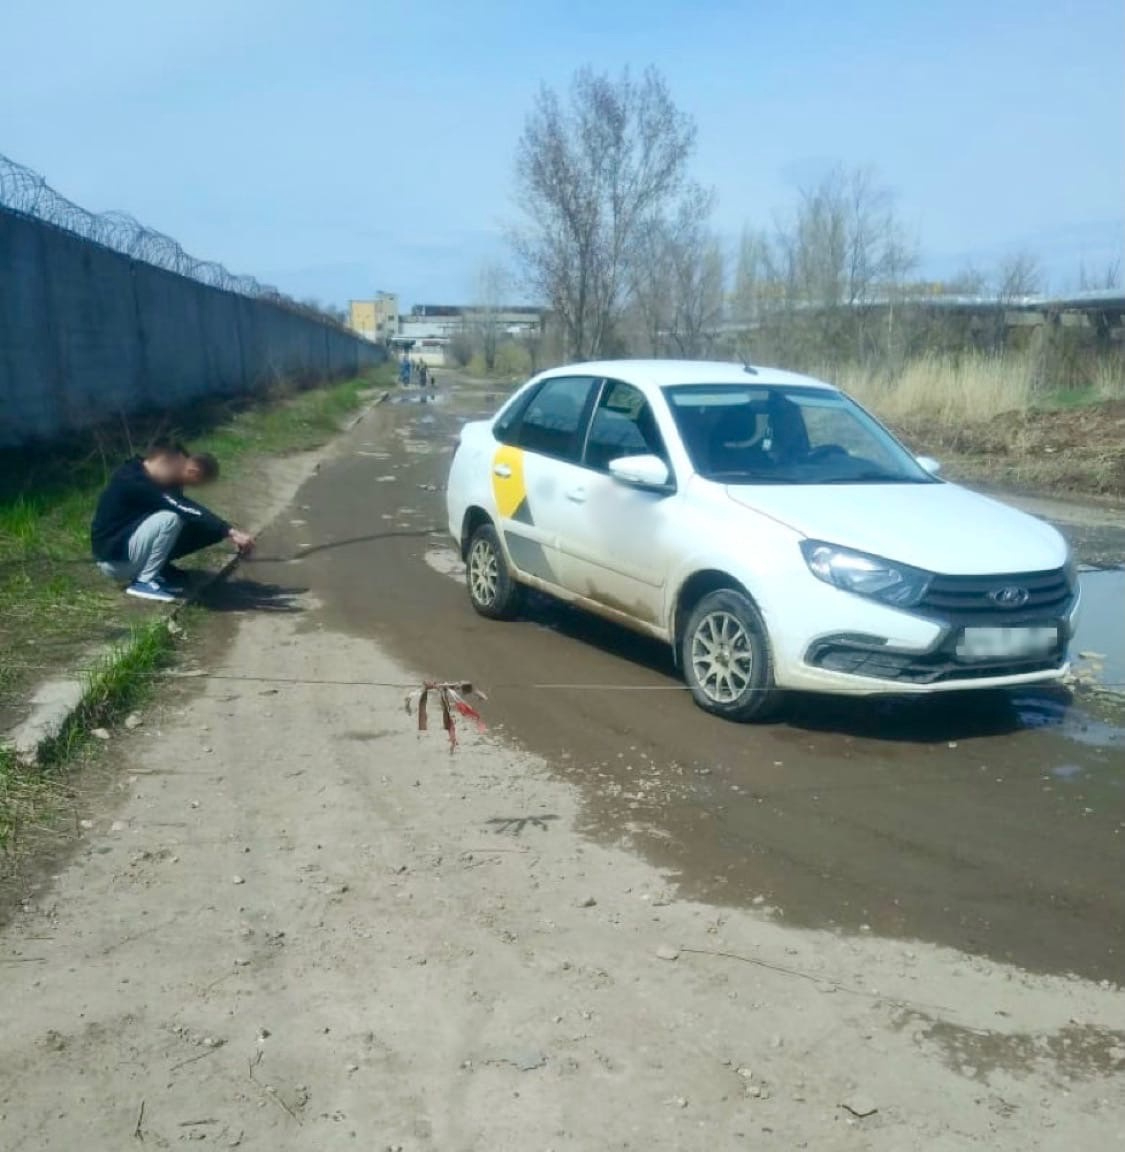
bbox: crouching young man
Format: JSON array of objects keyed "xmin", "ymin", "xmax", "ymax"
[{"xmin": 90, "ymin": 440, "xmax": 255, "ymax": 603}]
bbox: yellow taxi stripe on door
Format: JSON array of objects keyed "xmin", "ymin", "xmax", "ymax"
[{"xmin": 491, "ymin": 445, "xmax": 527, "ymax": 520}]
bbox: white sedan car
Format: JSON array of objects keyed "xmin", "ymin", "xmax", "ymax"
[{"xmin": 446, "ymin": 360, "xmax": 1079, "ymax": 721}]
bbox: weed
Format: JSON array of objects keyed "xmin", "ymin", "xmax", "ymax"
[
  {"xmin": 36, "ymin": 620, "xmax": 175, "ymax": 767},
  {"xmin": 0, "ymin": 619, "xmax": 174, "ymax": 851}
]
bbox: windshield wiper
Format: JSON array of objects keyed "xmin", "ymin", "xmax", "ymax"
[{"xmin": 818, "ymin": 470, "xmax": 920, "ymax": 484}]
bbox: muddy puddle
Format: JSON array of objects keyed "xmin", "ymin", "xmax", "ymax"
[
  {"xmin": 387, "ymin": 390, "xmax": 448, "ymax": 406},
  {"xmin": 1072, "ymin": 567, "xmax": 1125, "ymax": 693},
  {"xmin": 263, "ymin": 385, "xmax": 1125, "ymax": 979}
]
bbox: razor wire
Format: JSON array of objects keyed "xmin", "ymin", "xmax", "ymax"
[{"xmin": 0, "ymin": 152, "xmax": 341, "ymax": 326}]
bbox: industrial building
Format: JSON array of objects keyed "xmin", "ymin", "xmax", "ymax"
[{"xmin": 347, "ymin": 292, "xmax": 399, "ymax": 343}]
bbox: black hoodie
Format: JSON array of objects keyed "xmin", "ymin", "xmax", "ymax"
[{"xmin": 90, "ymin": 458, "xmax": 230, "ymax": 563}]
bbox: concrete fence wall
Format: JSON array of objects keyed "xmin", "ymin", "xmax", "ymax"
[{"xmin": 0, "ymin": 207, "xmax": 384, "ymax": 445}]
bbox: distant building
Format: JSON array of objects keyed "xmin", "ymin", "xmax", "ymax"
[
  {"xmin": 389, "ymin": 303, "xmax": 547, "ymax": 365},
  {"xmin": 409, "ymin": 303, "xmax": 545, "ymax": 336},
  {"xmin": 347, "ymin": 292, "xmax": 399, "ymax": 343}
]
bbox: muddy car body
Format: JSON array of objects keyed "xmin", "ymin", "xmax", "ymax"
[{"xmin": 446, "ymin": 360, "xmax": 1080, "ymax": 720}]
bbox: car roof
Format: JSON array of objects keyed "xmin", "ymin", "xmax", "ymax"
[{"xmin": 539, "ymin": 359, "xmax": 838, "ymax": 393}]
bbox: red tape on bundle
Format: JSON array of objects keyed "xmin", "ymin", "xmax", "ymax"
[{"xmin": 405, "ymin": 681, "xmax": 488, "ymax": 751}]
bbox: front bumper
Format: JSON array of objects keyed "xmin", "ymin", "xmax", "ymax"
[{"xmin": 767, "ymin": 572, "xmax": 1080, "ymax": 696}]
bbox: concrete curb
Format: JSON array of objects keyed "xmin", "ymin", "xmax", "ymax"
[{"xmin": 2, "ymin": 388, "xmax": 392, "ymax": 764}]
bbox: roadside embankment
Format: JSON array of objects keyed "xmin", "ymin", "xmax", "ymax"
[
  {"xmin": 836, "ymin": 353, "xmax": 1125, "ymax": 499},
  {"xmin": 0, "ymin": 367, "xmax": 393, "ymax": 858}
]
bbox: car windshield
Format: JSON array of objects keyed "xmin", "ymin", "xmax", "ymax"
[{"xmin": 663, "ymin": 384, "xmax": 935, "ymax": 485}]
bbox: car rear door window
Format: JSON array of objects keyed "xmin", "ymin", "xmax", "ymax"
[{"xmin": 509, "ymin": 376, "xmax": 599, "ymax": 462}]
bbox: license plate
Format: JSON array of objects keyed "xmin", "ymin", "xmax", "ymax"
[{"xmin": 956, "ymin": 625, "xmax": 1058, "ymax": 661}]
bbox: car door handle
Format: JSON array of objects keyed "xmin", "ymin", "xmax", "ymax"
[
  {"xmin": 566, "ymin": 487, "xmax": 587, "ymax": 503},
  {"xmin": 493, "ymin": 464, "xmax": 512, "ymax": 478}
]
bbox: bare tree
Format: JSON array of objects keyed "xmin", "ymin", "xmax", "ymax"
[
  {"xmin": 473, "ymin": 261, "xmax": 510, "ymax": 373},
  {"xmin": 630, "ymin": 216, "xmax": 677, "ymax": 355},
  {"xmin": 1078, "ymin": 258, "xmax": 1122, "ymax": 292},
  {"xmin": 512, "ymin": 67, "xmax": 697, "ymax": 360},
  {"xmin": 730, "ymin": 228, "xmax": 770, "ymax": 325},
  {"xmin": 629, "ymin": 186, "xmax": 724, "ymax": 357},
  {"xmin": 752, "ymin": 166, "xmax": 917, "ymax": 364},
  {"xmin": 769, "ymin": 166, "xmax": 916, "ymax": 309},
  {"xmin": 944, "ymin": 264, "xmax": 989, "ymax": 296},
  {"xmin": 994, "ymin": 251, "xmax": 1043, "ymax": 301},
  {"xmin": 664, "ymin": 188, "xmax": 725, "ymax": 356},
  {"xmin": 518, "ymin": 327, "xmax": 544, "ymax": 375}
]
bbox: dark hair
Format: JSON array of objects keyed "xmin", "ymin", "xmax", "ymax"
[{"xmin": 188, "ymin": 452, "xmax": 220, "ymax": 482}]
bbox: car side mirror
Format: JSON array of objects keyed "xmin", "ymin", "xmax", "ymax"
[
  {"xmin": 608, "ymin": 454, "xmax": 672, "ymax": 491},
  {"xmin": 916, "ymin": 455, "xmax": 942, "ymax": 476}
]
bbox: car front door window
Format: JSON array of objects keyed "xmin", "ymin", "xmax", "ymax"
[{"xmin": 584, "ymin": 380, "xmax": 669, "ymax": 473}]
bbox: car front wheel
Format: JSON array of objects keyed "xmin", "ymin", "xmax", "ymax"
[
  {"xmin": 682, "ymin": 588, "xmax": 780, "ymax": 722},
  {"xmin": 466, "ymin": 523, "xmax": 524, "ymax": 620}
]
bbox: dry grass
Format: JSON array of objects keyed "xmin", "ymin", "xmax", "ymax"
[
  {"xmin": 822, "ymin": 352, "xmax": 1125, "ymax": 498},
  {"xmin": 834, "ymin": 350, "xmax": 1125, "ymax": 425},
  {"xmin": 833, "ymin": 353, "xmax": 1038, "ymax": 425},
  {"xmin": 1091, "ymin": 356, "xmax": 1125, "ymax": 402}
]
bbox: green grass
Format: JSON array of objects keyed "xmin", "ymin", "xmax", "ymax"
[
  {"xmin": 0, "ymin": 364, "xmax": 394, "ymax": 728},
  {"xmin": 0, "ymin": 619, "xmax": 174, "ymax": 851},
  {"xmin": 0, "ymin": 743, "xmax": 39, "ymax": 852},
  {"xmin": 1035, "ymin": 386, "xmax": 1103, "ymax": 412},
  {"xmin": 36, "ymin": 619, "xmax": 175, "ymax": 767}
]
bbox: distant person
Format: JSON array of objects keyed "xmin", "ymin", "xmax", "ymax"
[
  {"xmin": 90, "ymin": 441, "xmax": 255, "ymax": 603},
  {"xmin": 399, "ymin": 356, "xmax": 411, "ymax": 386}
]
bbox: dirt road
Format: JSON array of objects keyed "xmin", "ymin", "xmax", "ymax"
[
  {"xmin": 2, "ymin": 383, "xmax": 1124, "ymax": 1149},
  {"xmin": 250, "ymin": 383, "xmax": 1125, "ymax": 982}
]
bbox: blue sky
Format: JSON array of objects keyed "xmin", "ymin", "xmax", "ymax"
[{"xmin": 2, "ymin": 0, "xmax": 1121, "ymax": 307}]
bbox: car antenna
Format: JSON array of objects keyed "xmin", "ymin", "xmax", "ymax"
[{"xmin": 742, "ymin": 362, "xmax": 758, "ymax": 375}]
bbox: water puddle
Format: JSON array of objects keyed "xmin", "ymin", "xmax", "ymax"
[
  {"xmin": 1012, "ymin": 692, "xmax": 1124, "ymax": 750},
  {"xmin": 1071, "ymin": 568, "xmax": 1125, "ymax": 693},
  {"xmin": 388, "ymin": 390, "xmax": 448, "ymax": 406}
]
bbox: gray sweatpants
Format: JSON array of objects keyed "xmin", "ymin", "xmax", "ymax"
[{"xmin": 97, "ymin": 511, "xmax": 184, "ymax": 584}]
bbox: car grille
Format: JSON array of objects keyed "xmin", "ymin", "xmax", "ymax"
[{"xmin": 917, "ymin": 568, "xmax": 1073, "ymax": 625}]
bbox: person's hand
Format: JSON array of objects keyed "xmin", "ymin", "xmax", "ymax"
[{"xmin": 229, "ymin": 528, "xmax": 256, "ymax": 556}]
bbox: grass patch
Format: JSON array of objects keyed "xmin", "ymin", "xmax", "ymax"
[
  {"xmin": 36, "ymin": 619, "xmax": 175, "ymax": 767},
  {"xmin": 0, "ymin": 363, "xmax": 395, "ymax": 728},
  {"xmin": 834, "ymin": 350, "xmax": 1125, "ymax": 426},
  {"xmin": 835, "ymin": 353, "xmax": 1037, "ymax": 425},
  {"xmin": 829, "ymin": 352, "xmax": 1125, "ymax": 497},
  {"xmin": 0, "ymin": 618, "xmax": 174, "ymax": 852},
  {"xmin": 0, "ymin": 743, "xmax": 46, "ymax": 854}
]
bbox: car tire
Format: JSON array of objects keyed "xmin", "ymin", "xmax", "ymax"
[
  {"xmin": 466, "ymin": 522, "xmax": 524, "ymax": 620},
  {"xmin": 681, "ymin": 588, "xmax": 781, "ymax": 722}
]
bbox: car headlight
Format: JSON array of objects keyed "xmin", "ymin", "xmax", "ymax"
[{"xmin": 800, "ymin": 541, "xmax": 932, "ymax": 608}]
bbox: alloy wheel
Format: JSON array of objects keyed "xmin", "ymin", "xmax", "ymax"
[
  {"xmin": 468, "ymin": 538, "xmax": 499, "ymax": 607},
  {"xmin": 690, "ymin": 610, "xmax": 754, "ymax": 704}
]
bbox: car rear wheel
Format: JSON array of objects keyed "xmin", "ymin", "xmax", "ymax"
[
  {"xmin": 682, "ymin": 589, "xmax": 780, "ymax": 722},
  {"xmin": 467, "ymin": 523, "xmax": 524, "ymax": 620}
]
